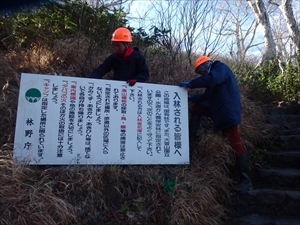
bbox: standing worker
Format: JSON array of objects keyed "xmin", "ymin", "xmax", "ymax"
[
  {"xmin": 179, "ymin": 56, "xmax": 253, "ymax": 192},
  {"xmin": 89, "ymin": 27, "xmax": 149, "ymax": 86}
]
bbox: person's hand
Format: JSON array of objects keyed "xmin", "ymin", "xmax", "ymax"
[
  {"xmin": 179, "ymin": 82, "xmax": 191, "ymax": 88},
  {"xmin": 127, "ymin": 79, "xmax": 137, "ymax": 86}
]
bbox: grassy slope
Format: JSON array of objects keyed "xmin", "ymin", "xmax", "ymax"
[{"xmin": 0, "ymin": 37, "xmax": 270, "ymax": 225}]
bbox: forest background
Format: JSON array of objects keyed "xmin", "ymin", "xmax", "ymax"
[{"xmin": 0, "ymin": 0, "xmax": 299, "ymax": 224}]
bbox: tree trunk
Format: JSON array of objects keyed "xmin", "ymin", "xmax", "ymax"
[
  {"xmin": 246, "ymin": 0, "xmax": 276, "ymax": 66},
  {"xmin": 279, "ymin": 0, "xmax": 300, "ymax": 54}
]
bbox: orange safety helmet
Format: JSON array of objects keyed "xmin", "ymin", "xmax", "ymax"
[
  {"xmin": 194, "ymin": 56, "xmax": 211, "ymax": 71},
  {"xmin": 111, "ymin": 27, "xmax": 132, "ymax": 42}
]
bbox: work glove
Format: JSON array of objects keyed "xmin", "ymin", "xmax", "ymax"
[
  {"xmin": 127, "ymin": 79, "xmax": 137, "ymax": 86},
  {"xmin": 179, "ymin": 82, "xmax": 191, "ymax": 88}
]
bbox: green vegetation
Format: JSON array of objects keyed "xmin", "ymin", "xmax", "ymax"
[
  {"xmin": 234, "ymin": 56, "xmax": 300, "ymax": 103},
  {"xmin": 1, "ymin": 0, "xmax": 125, "ymax": 49}
]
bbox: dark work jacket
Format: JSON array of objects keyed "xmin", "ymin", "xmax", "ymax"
[
  {"xmin": 89, "ymin": 50, "xmax": 149, "ymax": 82},
  {"xmin": 189, "ymin": 61, "xmax": 242, "ymax": 131}
]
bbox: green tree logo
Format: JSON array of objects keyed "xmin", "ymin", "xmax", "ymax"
[{"xmin": 25, "ymin": 88, "xmax": 42, "ymax": 103}]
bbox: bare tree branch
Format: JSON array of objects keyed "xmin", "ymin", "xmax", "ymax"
[
  {"xmin": 246, "ymin": 0, "xmax": 276, "ymax": 66},
  {"xmin": 144, "ymin": 0, "xmax": 229, "ymax": 65},
  {"xmin": 279, "ymin": 0, "xmax": 300, "ymax": 53},
  {"xmin": 222, "ymin": 0, "xmax": 261, "ymax": 65}
]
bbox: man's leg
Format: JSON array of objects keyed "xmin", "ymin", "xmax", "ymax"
[
  {"xmin": 189, "ymin": 103, "xmax": 211, "ymax": 142},
  {"xmin": 222, "ymin": 126, "xmax": 253, "ymax": 191},
  {"xmin": 189, "ymin": 114, "xmax": 201, "ymax": 142}
]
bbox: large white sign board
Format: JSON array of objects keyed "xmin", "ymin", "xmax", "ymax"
[{"xmin": 13, "ymin": 73, "xmax": 189, "ymax": 165}]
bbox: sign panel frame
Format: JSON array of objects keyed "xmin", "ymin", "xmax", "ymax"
[{"xmin": 13, "ymin": 73, "xmax": 189, "ymax": 165}]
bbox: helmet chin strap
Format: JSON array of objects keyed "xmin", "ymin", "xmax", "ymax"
[
  {"xmin": 207, "ymin": 64, "xmax": 212, "ymax": 74},
  {"xmin": 122, "ymin": 42, "xmax": 128, "ymax": 54}
]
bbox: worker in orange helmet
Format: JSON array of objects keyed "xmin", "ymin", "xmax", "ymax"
[
  {"xmin": 89, "ymin": 27, "xmax": 149, "ymax": 86},
  {"xmin": 179, "ymin": 56, "xmax": 253, "ymax": 192}
]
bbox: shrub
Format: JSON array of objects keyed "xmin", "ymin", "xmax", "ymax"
[{"xmin": 235, "ymin": 57, "xmax": 300, "ymax": 103}]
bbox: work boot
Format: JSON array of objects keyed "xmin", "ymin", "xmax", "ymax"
[
  {"xmin": 189, "ymin": 114, "xmax": 201, "ymax": 142},
  {"xmin": 232, "ymin": 153, "xmax": 253, "ymax": 191}
]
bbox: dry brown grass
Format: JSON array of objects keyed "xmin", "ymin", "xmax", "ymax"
[
  {"xmin": 239, "ymin": 88, "xmax": 274, "ymax": 162},
  {"xmin": 0, "ymin": 52, "xmax": 20, "ymax": 145},
  {"xmin": 145, "ymin": 51, "xmax": 196, "ymax": 86},
  {"xmin": 168, "ymin": 133, "xmax": 234, "ymax": 225},
  {"xmin": 0, "ymin": 36, "xmax": 271, "ymax": 224},
  {"xmin": 0, "ymin": 155, "xmax": 233, "ymax": 224},
  {"xmin": 0, "ymin": 159, "xmax": 76, "ymax": 225}
]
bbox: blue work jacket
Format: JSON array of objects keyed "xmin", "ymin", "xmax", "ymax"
[{"xmin": 189, "ymin": 61, "xmax": 242, "ymax": 131}]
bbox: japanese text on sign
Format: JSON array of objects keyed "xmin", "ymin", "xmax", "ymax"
[{"xmin": 14, "ymin": 73, "xmax": 189, "ymax": 165}]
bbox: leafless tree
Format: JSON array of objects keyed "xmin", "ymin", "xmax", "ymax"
[
  {"xmin": 266, "ymin": 1, "xmax": 290, "ymax": 58},
  {"xmin": 222, "ymin": 0, "xmax": 263, "ymax": 65},
  {"xmin": 265, "ymin": 0, "xmax": 299, "ymax": 62},
  {"xmin": 87, "ymin": 0, "xmax": 132, "ymax": 9},
  {"xmin": 246, "ymin": 0, "xmax": 277, "ymax": 66},
  {"xmin": 272, "ymin": 16, "xmax": 292, "ymax": 57},
  {"xmin": 129, "ymin": 0, "xmax": 229, "ymax": 65},
  {"xmin": 278, "ymin": 0, "xmax": 300, "ymax": 53},
  {"xmin": 108, "ymin": 0, "xmax": 299, "ymax": 67}
]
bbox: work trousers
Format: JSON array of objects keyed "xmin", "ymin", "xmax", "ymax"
[{"xmin": 190, "ymin": 103, "xmax": 245, "ymax": 155}]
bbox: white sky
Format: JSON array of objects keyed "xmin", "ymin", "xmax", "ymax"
[{"xmin": 123, "ymin": 0, "xmax": 299, "ymax": 59}]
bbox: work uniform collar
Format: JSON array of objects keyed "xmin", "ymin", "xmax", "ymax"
[{"xmin": 114, "ymin": 46, "xmax": 134, "ymax": 60}]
